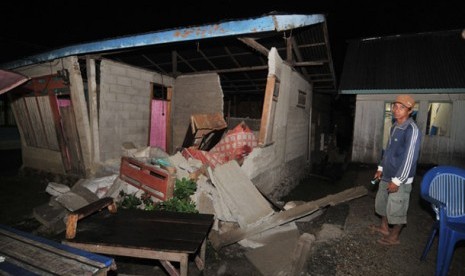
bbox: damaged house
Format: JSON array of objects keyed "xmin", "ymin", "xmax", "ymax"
[
  {"xmin": 0, "ymin": 13, "xmax": 373, "ymax": 275},
  {"xmin": 2, "ymin": 13, "xmax": 338, "ymax": 199}
]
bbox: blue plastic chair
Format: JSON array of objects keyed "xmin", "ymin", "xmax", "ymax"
[{"xmin": 419, "ymin": 165, "xmax": 465, "ymax": 276}]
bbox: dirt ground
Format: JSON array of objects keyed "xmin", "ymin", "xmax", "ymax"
[{"xmin": 1, "ymin": 150, "xmax": 464, "ymax": 275}]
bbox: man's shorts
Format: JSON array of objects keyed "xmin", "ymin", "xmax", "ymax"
[{"xmin": 375, "ymin": 180, "xmax": 412, "ymax": 225}]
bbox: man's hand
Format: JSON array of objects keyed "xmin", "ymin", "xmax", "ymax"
[{"xmin": 387, "ymin": 182, "xmax": 399, "ymax": 193}]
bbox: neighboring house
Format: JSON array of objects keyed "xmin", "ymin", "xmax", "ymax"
[
  {"xmin": 0, "ymin": 13, "xmax": 337, "ymax": 198},
  {"xmin": 339, "ymin": 29, "xmax": 465, "ymax": 167}
]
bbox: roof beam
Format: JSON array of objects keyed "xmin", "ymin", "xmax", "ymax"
[
  {"xmin": 197, "ymin": 49, "xmax": 219, "ymax": 70},
  {"xmin": 197, "ymin": 48, "xmax": 243, "ymax": 93},
  {"xmin": 322, "ymin": 21, "xmax": 337, "ymax": 89},
  {"xmin": 184, "ymin": 65, "xmax": 268, "ymax": 74},
  {"xmin": 176, "ymin": 52, "xmax": 197, "ymax": 72},
  {"xmin": 298, "ymin": 42, "xmax": 326, "ymax": 48},
  {"xmin": 291, "ymin": 36, "xmax": 309, "ymax": 77},
  {"xmin": 293, "ymin": 61, "xmax": 326, "ymax": 66},
  {"xmin": 237, "ymin": 37, "xmax": 269, "ymax": 56},
  {"xmin": 141, "ymin": 54, "xmax": 167, "ymax": 74},
  {"xmin": 2, "ymin": 14, "xmax": 324, "ymax": 69},
  {"xmin": 224, "ymin": 46, "xmax": 261, "ymax": 91}
]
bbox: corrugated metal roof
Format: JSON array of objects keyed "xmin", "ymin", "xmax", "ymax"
[
  {"xmin": 1, "ymin": 13, "xmax": 337, "ymax": 95},
  {"xmin": 339, "ymin": 29, "xmax": 465, "ymax": 94}
]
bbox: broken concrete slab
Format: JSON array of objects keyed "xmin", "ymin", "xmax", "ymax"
[
  {"xmin": 70, "ymin": 180, "xmax": 100, "ymax": 203},
  {"xmin": 240, "ymin": 221, "xmax": 299, "ymax": 248},
  {"xmin": 55, "ymin": 191, "xmax": 91, "ymax": 212},
  {"xmin": 247, "ymin": 231, "xmax": 315, "ymax": 276},
  {"xmin": 168, "ymin": 152, "xmax": 190, "ymax": 180},
  {"xmin": 103, "ymin": 176, "xmax": 127, "ymax": 199},
  {"xmin": 286, "ymin": 233, "xmax": 316, "ymax": 276},
  {"xmin": 78, "ymin": 174, "xmax": 118, "ymax": 198},
  {"xmin": 32, "ymin": 203, "xmax": 67, "ymax": 233},
  {"xmin": 168, "ymin": 151, "xmax": 206, "ymax": 181},
  {"xmin": 245, "ymin": 225, "xmax": 301, "ymax": 275},
  {"xmin": 45, "ymin": 182, "xmax": 71, "ymax": 197},
  {"xmin": 191, "ymin": 176, "xmax": 216, "ymax": 216},
  {"xmin": 209, "ymin": 185, "xmax": 368, "ymax": 250},
  {"xmin": 193, "ymin": 175, "xmax": 235, "ymax": 224},
  {"xmin": 210, "ymin": 160, "xmax": 274, "ymax": 228}
]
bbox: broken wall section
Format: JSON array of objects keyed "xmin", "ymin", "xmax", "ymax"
[
  {"xmin": 99, "ymin": 59, "xmax": 175, "ymax": 162},
  {"xmin": 241, "ymin": 48, "xmax": 313, "ymax": 200},
  {"xmin": 171, "ymin": 73, "xmax": 224, "ymax": 152},
  {"xmin": 12, "ymin": 57, "xmax": 90, "ymax": 175}
]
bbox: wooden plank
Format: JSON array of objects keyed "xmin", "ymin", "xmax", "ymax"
[
  {"xmin": 209, "ymin": 186, "xmax": 368, "ymax": 249},
  {"xmin": 37, "ymin": 95, "xmax": 60, "ymax": 150},
  {"xmin": 68, "ymin": 56, "xmax": 92, "ymax": 177},
  {"xmin": 166, "ymin": 87, "xmax": 173, "ymax": 153},
  {"xmin": 61, "ymin": 104, "xmax": 84, "ymax": 175},
  {"xmin": 25, "ymin": 96, "xmax": 47, "ymax": 148},
  {"xmin": 194, "ymin": 239, "xmax": 207, "ymax": 270},
  {"xmin": 259, "ymin": 75, "xmax": 278, "ymax": 146},
  {"xmin": 86, "ymin": 58, "xmax": 101, "ymax": 167},
  {"xmin": 49, "ymin": 92, "xmax": 72, "ymax": 171},
  {"xmin": 160, "ymin": 259, "xmax": 181, "ymax": 276},
  {"xmin": 0, "ymin": 224, "xmax": 113, "ymax": 275},
  {"xmin": 10, "ymin": 96, "xmax": 34, "ymax": 146}
]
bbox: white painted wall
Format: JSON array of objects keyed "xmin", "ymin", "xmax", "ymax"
[
  {"xmin": 352, "ymin": 93, "xmax": 465, "ymax": 167},
  {"xmin": 241, "ymin": 48, "xmax": 313, "ymax": 198}
]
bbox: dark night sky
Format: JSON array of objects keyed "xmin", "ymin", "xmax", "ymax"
[{"xmin": 1, "ymin": 0, "xmax": 464, "ymax": 77}]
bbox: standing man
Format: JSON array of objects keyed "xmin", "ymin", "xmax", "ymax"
[{"xmin": 370, "ymin": 94, "xmax": 422, "ymax": 245}]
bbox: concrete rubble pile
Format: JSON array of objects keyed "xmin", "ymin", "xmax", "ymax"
[{"xmin": 32, "ymin": 121, "xmax": 367, "ymax": 275}]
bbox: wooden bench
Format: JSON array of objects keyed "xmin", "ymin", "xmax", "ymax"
[
  {"xmin": 0, "ymin": 224, "xmax": 114, "ymax": 275},
  {"xmin": 62, "ymin": 198, "xmax": 214, "ymax": 276},
  {"xmin": 66, "ymin": 196, "xmax": 117, "ymax": 239}
]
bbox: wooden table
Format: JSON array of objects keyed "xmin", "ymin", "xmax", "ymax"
[
  {"xmin": 62, "ymin": 209, "xmax": 214, "ymax": 276},
  {"xmin": 0, "ymin": 224, "xmax": 114, "ymax": 275}
]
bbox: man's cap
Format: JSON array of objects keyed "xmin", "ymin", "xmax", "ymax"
[{"xmin": 394, "ymin": 94, "xmax": 415, "ymax": 109}]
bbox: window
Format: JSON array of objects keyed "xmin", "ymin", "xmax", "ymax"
[
  {"xmin": 152, "ymin": 83, "xmax": 168, "ymax": 100},
  {"xmin": 426, "ymin": 102, "xmax": 452, "ymax": 136},
  {"xmin": 297, "ymin": 90, "xmax": 306, "ymax": 108}
]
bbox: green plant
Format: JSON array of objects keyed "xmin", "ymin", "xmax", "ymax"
[
  {"xmin": 118, "ymin": 191, "xmax": 155, "ymax": 211},
  {"xmin": 173, "ymin": 177, "xmax": 197, "ymax": 200},
  {"xmin": 117, "ymin": 177, "xmax": 198, "ymax": 213},
  {"xmin": 140, "ymin": 192, "xmax": 155, "ymax": 211},
  {"xmin": 118, "ymin": 190, "xmax": 142, "ymax": 209},
  {"xmin": 155, "ymin": 178, "xmax": 198, "ymax": 213},
  {"xmin": 155, "ymin": 197, "xmax": 198, "ymax": 213}
]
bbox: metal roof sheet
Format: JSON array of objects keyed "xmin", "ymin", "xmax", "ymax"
[
  {"xmin": 339, "ymin": 29, "xmax": 465, "ymax": 94},
  {"xmin": 0, "ymin": 13, "xmax": 337, "ymax": 96}
]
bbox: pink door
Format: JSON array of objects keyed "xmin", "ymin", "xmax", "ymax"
[{"xmin": 150, "ymin": 99, "xmax": 167, "ymax": 150}]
